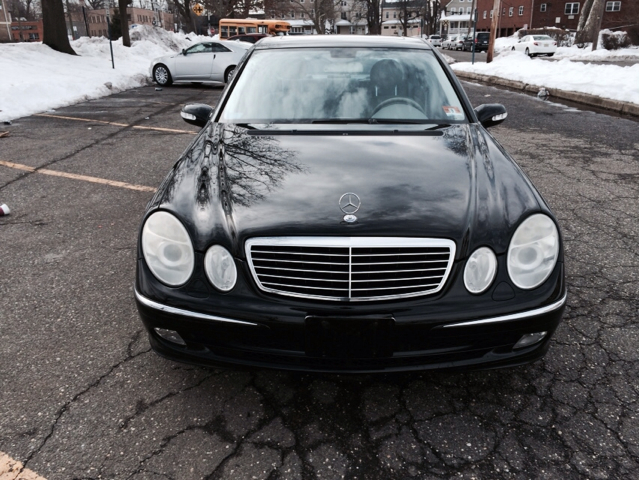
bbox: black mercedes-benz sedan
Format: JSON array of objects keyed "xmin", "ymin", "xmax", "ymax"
[{"xmin": 135, "ymin": 35, "xmax": 566, "ymax": 373}]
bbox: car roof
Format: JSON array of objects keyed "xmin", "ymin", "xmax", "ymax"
[{"xmin": 254, "ymin": 35, "xmax": 433, "ymax": 51}]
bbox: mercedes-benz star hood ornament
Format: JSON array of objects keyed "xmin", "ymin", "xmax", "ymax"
[{"xmin": 339, "ymin": 193, "xmax": 360, "ymax": 223}]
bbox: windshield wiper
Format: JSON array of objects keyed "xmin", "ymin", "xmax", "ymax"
[
  {"xmin": 312, "ymin": 119, "xmax": 452, "ymax": 128},
  {"xmin": 233, "ymin": 123, "xmax": 259, "ymax": 130},
  {"xmin": 311, "ymin": 119, "xmax": 374, "ymax": 124}
]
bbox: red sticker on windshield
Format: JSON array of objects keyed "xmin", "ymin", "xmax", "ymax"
[{"xmin": 443, "ymin": 106, "xmax": 462, "ymax": 116}]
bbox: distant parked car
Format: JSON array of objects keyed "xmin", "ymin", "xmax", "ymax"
[
  {"xmin": 150, "ymin": 40, "xmax": 250, "ymax": 86},
  {"xmin": 227, "ymin": 33, "xmax": 268, "ymax": 44},
  {"xmin": 427, "ymin": 34, "xmax": 442, "ymax": 47},
  {"xmin": 443, "ymin": 35, "xmax": 465, "ymax": 50},
  {"xmin": 463, "ymin": 32, "xmax": 490, "ymax": 52},
  {"xmin": 511, "ymin": 35, "xmax": 557, "ymax": 57}
]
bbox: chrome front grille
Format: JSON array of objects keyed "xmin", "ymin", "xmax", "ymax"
[{"xmin": 246, "ymin": 237, "xmax": 456, "ymax": 302}]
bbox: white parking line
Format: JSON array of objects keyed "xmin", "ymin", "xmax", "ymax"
[
  {"xmin": 0, "ymin": 160, "xmax": 156, "ymax": 193},
  {"xmin": 0, "ymin": 451, "xmax": 47, "ymax": 480},
  {"xmin": 34, "ymin": 113, "xmax": 197, "ymax": 135}
]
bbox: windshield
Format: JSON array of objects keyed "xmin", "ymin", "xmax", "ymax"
[{"xmin": 219, "ymin": 47, "xmax": 467, "ymax": 125}]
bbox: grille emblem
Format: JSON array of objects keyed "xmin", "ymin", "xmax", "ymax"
[{"xmin": 339, "ymin": 193, "xmax": 361, "ymax": 215}]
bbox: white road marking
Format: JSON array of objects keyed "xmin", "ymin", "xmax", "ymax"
[
  {"xmin": 34, "ymin": 113, "xmax": 197, "ymax": 135},
  {"xmin": 0, "ymin": 160, "xmax": 156, "ymax": 193}
]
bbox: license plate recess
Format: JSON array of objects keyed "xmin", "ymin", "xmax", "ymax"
[{"xmin": 305, "ymin": 315, "xmax": 395, "ymax": 359}]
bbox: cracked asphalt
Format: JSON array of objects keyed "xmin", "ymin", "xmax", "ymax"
[{"xmin": 0, "ymin": 81, "xmax": 638, "ymax": 480}]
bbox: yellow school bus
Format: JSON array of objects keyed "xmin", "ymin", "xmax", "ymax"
[{"xmin": 219, "ymin": 19, "xmax": 291, "ymax": 39}]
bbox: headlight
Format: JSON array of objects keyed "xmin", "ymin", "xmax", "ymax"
[
  {"xmin": 507, "ymin": 214, "xmax": 559, "ymax": 290},
  {"xmin": 141, "ymin": 211, "xmax": 194, "ymax": 286},
  {"xmin": 204, "ymin": 245, "xmax": 237, "ymax": 291},
  {"xmin": 464, "ymin": 247, "xmax": 497, "ymax": 294}
]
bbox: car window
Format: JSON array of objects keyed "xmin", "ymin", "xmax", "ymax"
[
  {"xmin": 212, "ymin": 43, "xmax": 232, "ymax": 53},
  {"xmin": 220, "ymin": 47, "xmax": 467, "ymax": 125},
  {"xmin": 533, "ymin": 35, "xmax": 553, "ymax": 40},
  {"xmin": 186, "ymin": 43, "xmax": 212, "ymax": 54}
]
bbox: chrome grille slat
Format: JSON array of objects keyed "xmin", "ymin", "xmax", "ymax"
[
  {"xmin": 262, "ymin": 282, "xmax": 350, "ymax": 292},
  {"xmin": 251, "ymin": 249, "xmax": 350, "ymax": 257},
  {"xmin": 246, "ymin": 237, "xmax": 456, "ymax": 302},
  {"xmin": 351, "ymin": 276, "xmax": 443, "ymax": 283}
]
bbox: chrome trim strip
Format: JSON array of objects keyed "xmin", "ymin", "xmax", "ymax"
[
  {"xmin": 245, "ymin": 236, "xmax": 456, "ymax": 302},
  {"xmin": 134, "ymin": 289, "xmax": 258, "ymax": 326},
  {"xmin": 442, "ymin": 292, "xmax": 567, "ymax": 328}
]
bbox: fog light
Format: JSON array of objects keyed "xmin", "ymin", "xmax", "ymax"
[
  {"xmin": 154, "ymin": 328, "xmax": 186, "ymax": 346},
  {"xmin": 514, "ymin": 331, "xmax": 547, "ymax": 349}
]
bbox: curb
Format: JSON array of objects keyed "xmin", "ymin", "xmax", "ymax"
[{"xmin": 453, "ymin": 71, "xmax": 639, "ymax": 118}]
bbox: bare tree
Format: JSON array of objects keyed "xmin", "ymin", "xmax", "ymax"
[
  {"xmin": 42, "ymin": 0, "xmax": 76, "ymax": 54},
  {"xmin": 574, "ymin": 0, "xmax": 595, "ymax": 45},
  {"xmin": 84, "ymin": 0, "xmax": 107, "ymax": 9},
  {"xmin": 394, "ymin": 0, "xmax": 424, "ymax": 37},
  {"xmin": 354, "ymin": 0, "xmax": 381, "ymax": 34},
  {"xmin": 575, "ymin": 0, "xmax": 605, "ymax": 50},
  {"xmin": 170, "ymin": 0, "xmax": 196, "ymax": 32},
  {"xmin": 118, "ymin": 0, "xmax": 130, "ymax": 46}
]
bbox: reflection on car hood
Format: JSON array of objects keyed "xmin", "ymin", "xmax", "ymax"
[{"xmin": 150, "ymin": 123, "xmax": 543, "ymax": 259}]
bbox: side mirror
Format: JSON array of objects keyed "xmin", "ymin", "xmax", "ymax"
[
  {"xmin": 181, "ymin": 103, "xmax": 214, "ymax": 128},
  {"xmin": 182, "ymin": 48, "xmax": 187, "ymax": 55},
  {"xmin": 474, "ymin": 104, "xmax": 508, "ymax": 128}
]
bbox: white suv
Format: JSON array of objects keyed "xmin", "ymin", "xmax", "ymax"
[{"xmin": 427, "ymin": 35, "xmax": 442, "ymax": 47}]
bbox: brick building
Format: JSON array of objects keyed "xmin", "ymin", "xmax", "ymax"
[
  {"xmin": 530, "ymin": 0, "xmax": 637, "ymax": 31},
  {"xmin": 444, "ymin": 0, "xmax": 637, "ymax": 37},
  {"xmin": 475, "ymin": 0, "xmax": 534, "ymax": 37},
  {"xmin": 10, "ymin": 19, "xmax": 44, "ymax": 41}
]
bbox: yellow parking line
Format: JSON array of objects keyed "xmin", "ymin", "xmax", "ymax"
[
  {"xmin": 0, "ymin": 160, "xmax": 156, "ymax": 193},
  {"xmin": 34, "ymin": 113, "xmax": 197, "ymax": 135},
  {"xmin": 0, "ymin": 451, "xmax": 47, "ymax": 480}
]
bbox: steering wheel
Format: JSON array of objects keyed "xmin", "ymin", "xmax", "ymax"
[{"xmin": 371, "ymin": 97, "xmax": 426, "ymax": 117}]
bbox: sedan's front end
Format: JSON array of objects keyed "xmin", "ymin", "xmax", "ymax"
[{"xmin": 135, "ymin": 36, "xmax": 565, "ymax": 373}]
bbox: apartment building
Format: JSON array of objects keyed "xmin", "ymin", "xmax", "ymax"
[
  {"xmin": 85, "ymin": 7, "xmax": 174, "ymax": 37},
  {"xmin": 381, "ymin": 0, "xmax": 423, "ymax": 36}
]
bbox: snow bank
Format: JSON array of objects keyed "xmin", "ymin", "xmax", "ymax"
[
  {"xmin": 453, "ymin": 50, "xmax": 639, "ymax": 105},
  {"xmin": 0, "ymin": 25, "xmax": 212, "ymax": 122}
]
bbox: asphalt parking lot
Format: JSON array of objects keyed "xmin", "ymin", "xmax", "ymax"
[{"xmin": 1, "ymin": 81, "xmax": 639, "ymax": 479}]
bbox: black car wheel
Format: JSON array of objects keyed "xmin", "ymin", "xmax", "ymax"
[
  {"xmin": 224, "ymin": 66, "xmax": 235, "ymax": 84},
  {"xmin": 547, "ymin": 53, "xmax": 554, "ymax": 57},
  {"xmin": 525, "ymin": 48, "xmax": 533, "ymax": 58},
  {"xmin": 153, "ymin": 64, "xmax": 172, "ymax": 86}
]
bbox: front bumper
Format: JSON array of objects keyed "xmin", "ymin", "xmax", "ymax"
[{"xmin": 135, "ymin": 266, "xmax": 567, "ymax": 373}]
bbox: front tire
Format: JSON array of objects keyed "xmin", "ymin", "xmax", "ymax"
[
  {"xmin": 153, "ymin": 64, "xmax": 172, "ymax": 86},
  {"xmin": 525, "ymin": 48, "xmax": 533, "ymax": 58}
]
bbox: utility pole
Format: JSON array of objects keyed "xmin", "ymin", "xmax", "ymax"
[
  {"xmin": 486, "ymin": 0, "xmax": 500, "ymax": 63},
  {"xmin": 471, "ymin": 0, "xmax": 477, "ymax": 64}
]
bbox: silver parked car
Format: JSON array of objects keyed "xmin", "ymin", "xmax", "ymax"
[
  {"xmin": 443, "ymin": 35, "xmax": 465, "ymax": 50},
  {"xmin": 151, "ymin": 41, "xmax": 251, "ymax": 86}
]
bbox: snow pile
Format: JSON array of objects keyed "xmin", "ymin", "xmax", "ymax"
[
  {"xmin": 0, "ymin": 26, "xmax": 212, "ymax": 122},
  {"xmin": 453, "ymin": 50, "xmax": 639, "ymax": 105}
]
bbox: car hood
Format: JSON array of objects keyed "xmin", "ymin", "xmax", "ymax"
[{"xmin": 150, "ymin": 123, "xmax": 543, "ymax": 259}]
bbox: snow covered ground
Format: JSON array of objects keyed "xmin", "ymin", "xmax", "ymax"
[
  {"xmin": 1, "ymin": 26, "xmax": 638, "ymax": 122},
  {"xmin": 452, "ymin": 46, "xmax": 639, "ymax": 106},
  {"xmin": 0, "ymin": 26, "xmax": 212, "ymax": 123}
]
